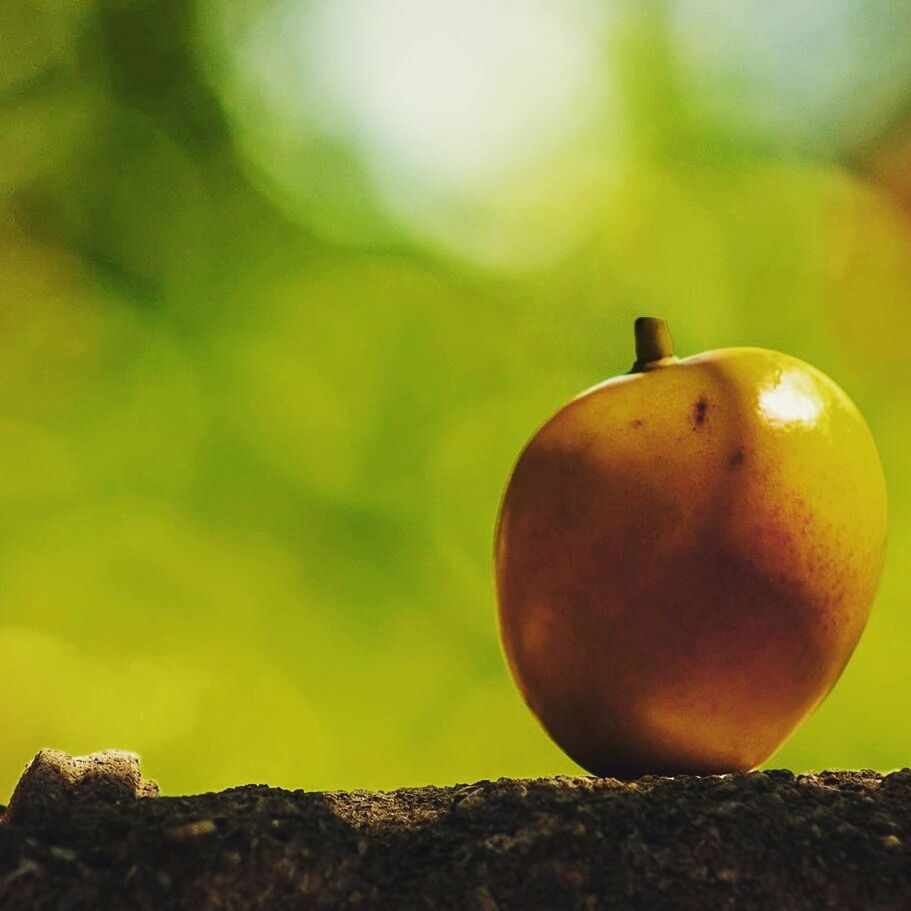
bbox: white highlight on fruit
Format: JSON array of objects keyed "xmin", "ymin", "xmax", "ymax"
[{"xmin": 758, "ymin": 370, "xmax": 823, "ymax": 426}]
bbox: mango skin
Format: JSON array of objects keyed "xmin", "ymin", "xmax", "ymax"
[{"xmin": 495, "ymin": 347, "xmax": 887, "ymax": 778}]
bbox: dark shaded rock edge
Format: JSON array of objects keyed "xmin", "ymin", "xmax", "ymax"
[{"xmin": 1, "ymin": 751, "xmax": 910, "ymax": 910}]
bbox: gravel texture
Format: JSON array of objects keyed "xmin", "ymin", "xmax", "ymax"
[{"xmin": 1, "ymin": 750, "xmax": 910, "ymax": 909}]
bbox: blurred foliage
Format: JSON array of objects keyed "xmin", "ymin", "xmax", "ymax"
[{"xmin": 1, "ymin": 0, "xmax": 911, "ymax": 797}]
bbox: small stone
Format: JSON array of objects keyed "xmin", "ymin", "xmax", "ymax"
[
  {"xmin": 746, "ymin": 772, "xmax": 772, "ymax": 791},
  {"xmin": 881, "ymin": 835, "xmax": 903, "ymax": 850},
  {"xmin": 49, "ymin": 846, "xmax": 77, "ymax": 863},
  {"xmin": 453, "ymin": 786, "xmax": 486, "ymax": 812},
  {"xmin": 4, "ymin": 750, "xmax": 158, "ymax": 826},
  {"xmin": 165, "ymin": 820, "xmax": 216, "ymax": 841},
  {"xmin": 764, "ymin": 770, "xmax": 796, "ymax": 783}
]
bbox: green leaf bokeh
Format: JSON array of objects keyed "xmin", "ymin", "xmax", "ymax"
[{"xmin": 2, "ymin": 0, "xmax": 910, "ymax": 796}]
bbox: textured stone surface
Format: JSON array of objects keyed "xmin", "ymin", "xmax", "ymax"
[
  {"xmin": 4, "ymin": 750, "xmax": 159, "ymax": 828},
  {"xmin": 1, "ymin": 751, "xmax": 910, "ymax": 909}
]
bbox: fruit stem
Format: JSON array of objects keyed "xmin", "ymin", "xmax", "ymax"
[{"xmin": 631, "ymin": 317, "xmax": 678, "ymax": 372}]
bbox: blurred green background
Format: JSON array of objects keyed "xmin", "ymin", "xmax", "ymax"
[{"xmin": 2, "ymin": 0, "xmax": 910, "ymax": 798}]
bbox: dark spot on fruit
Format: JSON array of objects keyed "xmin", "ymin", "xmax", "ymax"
[
  {"xmin": 729, "ymin": 448, "xmax": 745, "ymax": 469},
  {"xmin": 630, "ymin": 419, "xmax": 644, "ymax": 429},
  {"xmin": 692, "ymin": 397, "xmax": 708, "ymax": 429}
]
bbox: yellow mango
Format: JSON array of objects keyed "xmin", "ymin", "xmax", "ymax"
[{"xmin": 495, "ymin": 318, "xmax": 887, "ymax": 777}]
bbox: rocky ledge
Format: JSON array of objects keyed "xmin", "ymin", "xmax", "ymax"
[{"xmin": 0, "ymin": 750, "xmax": 909, "ymax": 910}]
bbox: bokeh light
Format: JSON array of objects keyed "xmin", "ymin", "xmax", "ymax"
[
  {"xmin": 199, "ymin": 0, "xmax": 619, "ymax": 267},
  {"xmin": 669, "ymin": 0, "xmax": 911, "ymax": 155}
]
